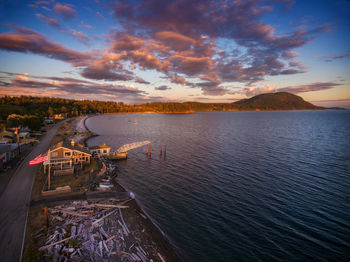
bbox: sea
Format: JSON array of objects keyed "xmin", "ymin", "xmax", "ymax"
[{"xmin": 86, "ymin": 111, "xmax": 350, "ymax": 262}]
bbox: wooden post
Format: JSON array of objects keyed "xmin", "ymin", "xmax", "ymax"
[
  {"xmin": 160, "ymin": 144, "xmax": 162, "ymax": 154},
  {"xmin": 147, "ymin": 145, "xmax": 149, "ymax": 155},
  {"xmin": 164, "ymin": 145, "xmax": 166, "ymax": 154},
  {"xmin": 150, "ymin": 145, "xmax": 152, "ymax": 155},
  {"xmin": 44, "ymin": 207, "xmax": 49, "ymax": 227}
]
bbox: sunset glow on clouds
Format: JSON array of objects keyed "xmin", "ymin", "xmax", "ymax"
[{"xmin": 0, "ymin": 0, "xmax": 349, "ymax": 107}]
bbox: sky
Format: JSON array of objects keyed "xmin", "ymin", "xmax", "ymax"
[{"xmin": 0, "ymin": 0, "xmax": 349, "ymax": 107}]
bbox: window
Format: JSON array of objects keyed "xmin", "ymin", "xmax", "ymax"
[
  {"xmin": 103, "ymin": 150, "xmax": 107, "ymax": 153},
  {"xmin": 64, "ymin": 151, "xmax": 71, "ymax": 157},
  {"xmin": 51, "ymin": 152, "xmax": 58, "ymax": 157}
]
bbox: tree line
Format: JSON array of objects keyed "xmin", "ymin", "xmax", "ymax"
[{"xmin": 0, "ymin": 96, "xmax": 244, "ymax": 121}]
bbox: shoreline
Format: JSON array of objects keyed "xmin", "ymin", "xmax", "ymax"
[{"xmin": 82, "ymin": 114, "xmax": 182, "ymax": 261}]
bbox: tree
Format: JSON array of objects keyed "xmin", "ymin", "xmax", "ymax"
[{"xmin": 48, "ymin": 107, "xmax": 54, "ymax": 117}]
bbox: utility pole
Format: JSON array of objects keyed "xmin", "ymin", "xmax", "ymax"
[{"xmin": 14, "ymin": 127, "xmax": 20, "ymax": 154}]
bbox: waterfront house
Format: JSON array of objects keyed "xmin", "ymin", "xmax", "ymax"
[
  {"xmin": 89, "ymin": 144, "xmax": 111, "ymax": 156},
  {"xmin": 48, "ymin": 140, "xmax": 91, "ymax": 175}
]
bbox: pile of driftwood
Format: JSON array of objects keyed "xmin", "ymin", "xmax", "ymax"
[{"xmin": 39, "ymin": 199, "xmax": 167, "ymax": 262}]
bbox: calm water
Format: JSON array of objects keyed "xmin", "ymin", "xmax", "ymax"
[{"xmin": 86, "ymin": 111, "xmax": 350, "ymax": 262}]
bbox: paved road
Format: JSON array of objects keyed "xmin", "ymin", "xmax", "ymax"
[{"xmin": 0, "ymin": 122, "xmax": 63, "ymax": 262}]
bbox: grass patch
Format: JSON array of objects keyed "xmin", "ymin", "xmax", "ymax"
[
  {"xmin": 50, "ymin": 120, "xmax": 75, "ymax": 146},
  {"xmin": 31, "ymin": 165, "xmax": 47, "ymax": 199},
  {"xmin": 69, "ymin": 238, "xmax": 81, "ymax": 248}
]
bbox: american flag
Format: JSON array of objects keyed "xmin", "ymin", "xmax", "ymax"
[{"xmin": 29, "ymin": 152, "xmax": 48, "ymax": 165}]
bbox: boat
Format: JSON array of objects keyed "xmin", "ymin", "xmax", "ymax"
[
  {"xmin": 101, "ymin": 176, "xmax": 111, "ymax": 183},
  {"xmin": 99, "ymin": 182, "xmax": 113, "ymax": 188}
]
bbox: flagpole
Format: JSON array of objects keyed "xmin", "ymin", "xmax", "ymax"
[{"xmin": 48, "ymin": 148, "xmax": 51, "ymax": 190}]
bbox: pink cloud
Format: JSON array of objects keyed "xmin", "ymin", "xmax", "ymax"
[
  {"xmin": 67, "ymin": 29, "xmax": 89, "ymax": 44},
  {"xmin": 243, "ymin": 85, "xmax": 276, "ymax": 97},
  {"xmin": 112, "ymin": 34, "xmax": 144, "ymax": 51},
  {"xmin": 36, "ymin": 14, "xmax": 60, "ymax": 27},
  {"xmin": 54, "ymin": 3, "xmax": 77, "ymax": 19},
  {"xmin": 155, "ymin": 31, "xmax": 196, "ymax": 51}
]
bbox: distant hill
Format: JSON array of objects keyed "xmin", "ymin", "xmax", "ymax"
[{"xmin": 234, "ymin": 92, "xmax": 324, "ymax": 110}]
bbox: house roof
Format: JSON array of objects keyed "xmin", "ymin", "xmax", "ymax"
[
  {"xmin": 89, "ymin": 144, "xmax": 111, "ymax": 150},
  {"xmin": 51, "ymin": 141, "xmax": 91, "ymax": 155},
  {"xmin": 0, "ymin": 145, "xmax": 11, "ymax": 154}
]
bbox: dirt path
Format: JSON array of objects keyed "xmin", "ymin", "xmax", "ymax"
[{"xmin": 0, "ymin": 121, "xmax": 64, "ymax": 262}]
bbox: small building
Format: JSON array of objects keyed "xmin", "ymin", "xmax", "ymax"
[
  {"xmin": 44, "ymin": 119, "xmax": 54, "ymax": 124},
  {"xmin": 18, "ymin": 132, "xmax": 29, "ymax": 139},
  {"xmin": 0, "ymin": 143, "xmax": 25, "ymax": 165},
  {"xmin": 48, "ymin": 140, "xmax": 91, "ymax": 175},
  {"xmin": 53, "ymin": 114, "xmax": 66, "ymax": 120},
  {"xmin": 89, "ymin": 144, "xmax": 111, "ymax": 156},
  {"xmin": 0, "ymin": 145, "xmax": 12, "ymax": 165}
]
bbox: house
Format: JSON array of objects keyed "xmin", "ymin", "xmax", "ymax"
[
  {"xmin": 18, "ymin": 132, "xmax": 29, "ymax": 139},
  {"xmin": 89, "ymin": 144, "xmax": 111, "ymax": 156},
  {"xmin": 47, "ymin": 140, "xmax": 91, "ymax": 175},
  {"xmin": 0, "ymin": 145, "xmax": 12, "ymax": 166},
  {"xmin": 53, "ymin": 114, "xmax": 66, "ymax": 120},
  {"xmin": 0, "ymin": 143, "xmax": 25, "ymax": 165}
]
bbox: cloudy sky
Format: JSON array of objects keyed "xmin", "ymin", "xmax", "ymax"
[{"xmin": 0, "ymin": 0, "xmax": 349, "ymax": 107}]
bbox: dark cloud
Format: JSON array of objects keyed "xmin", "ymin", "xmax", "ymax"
[
  {"xmin": 280, "ymin": 69, "xmax": 306, "ymax": 74},
  {"xmin": 109, "ymin": 0, "xmax": 324, "ymax": 93},
  {"xmin": 135, "ymin": 77, "xmax": 150, "ymax": 84},
  {"xmin": 201, "ymin": 85, "xmax": 229, "ymax": 96},
  {"xmin": 36, "ymin": 14, "xmax": 60, "ymax": 27},
  {"xmin": 0, "ymin": 73, "xmax": 146, "ymax": 100},
  {"xmin": 54, "ymin": 3, "xmax": 77, "ymax": 19},
  {"xmin": 81, "ymin": 67, "xmax": 134, "ymax": 81},
  {"xmin": 155, "ymin": 85, "xmax": 171, "ymax": 91},
  {"xmin": 278, "ymin": 82, "xmax": 341, "ymax": 93},
  {"xmin": 167, "ymin": 73, "xmax": 192, "ymax": 85},
  {"xmin": 314, "ymin": 53, "xmax": 350, "ymax": 62},
  {"xmin": 1, "ymin": 0, "xmax": 332, "ymax": 98},
  {"xmin": 0, "ymin": 26, "xmax": 90, "ymax": 64},
  {"xmin": 28, "ymin": 0, "xmax": 51, "ymax": 9}
]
